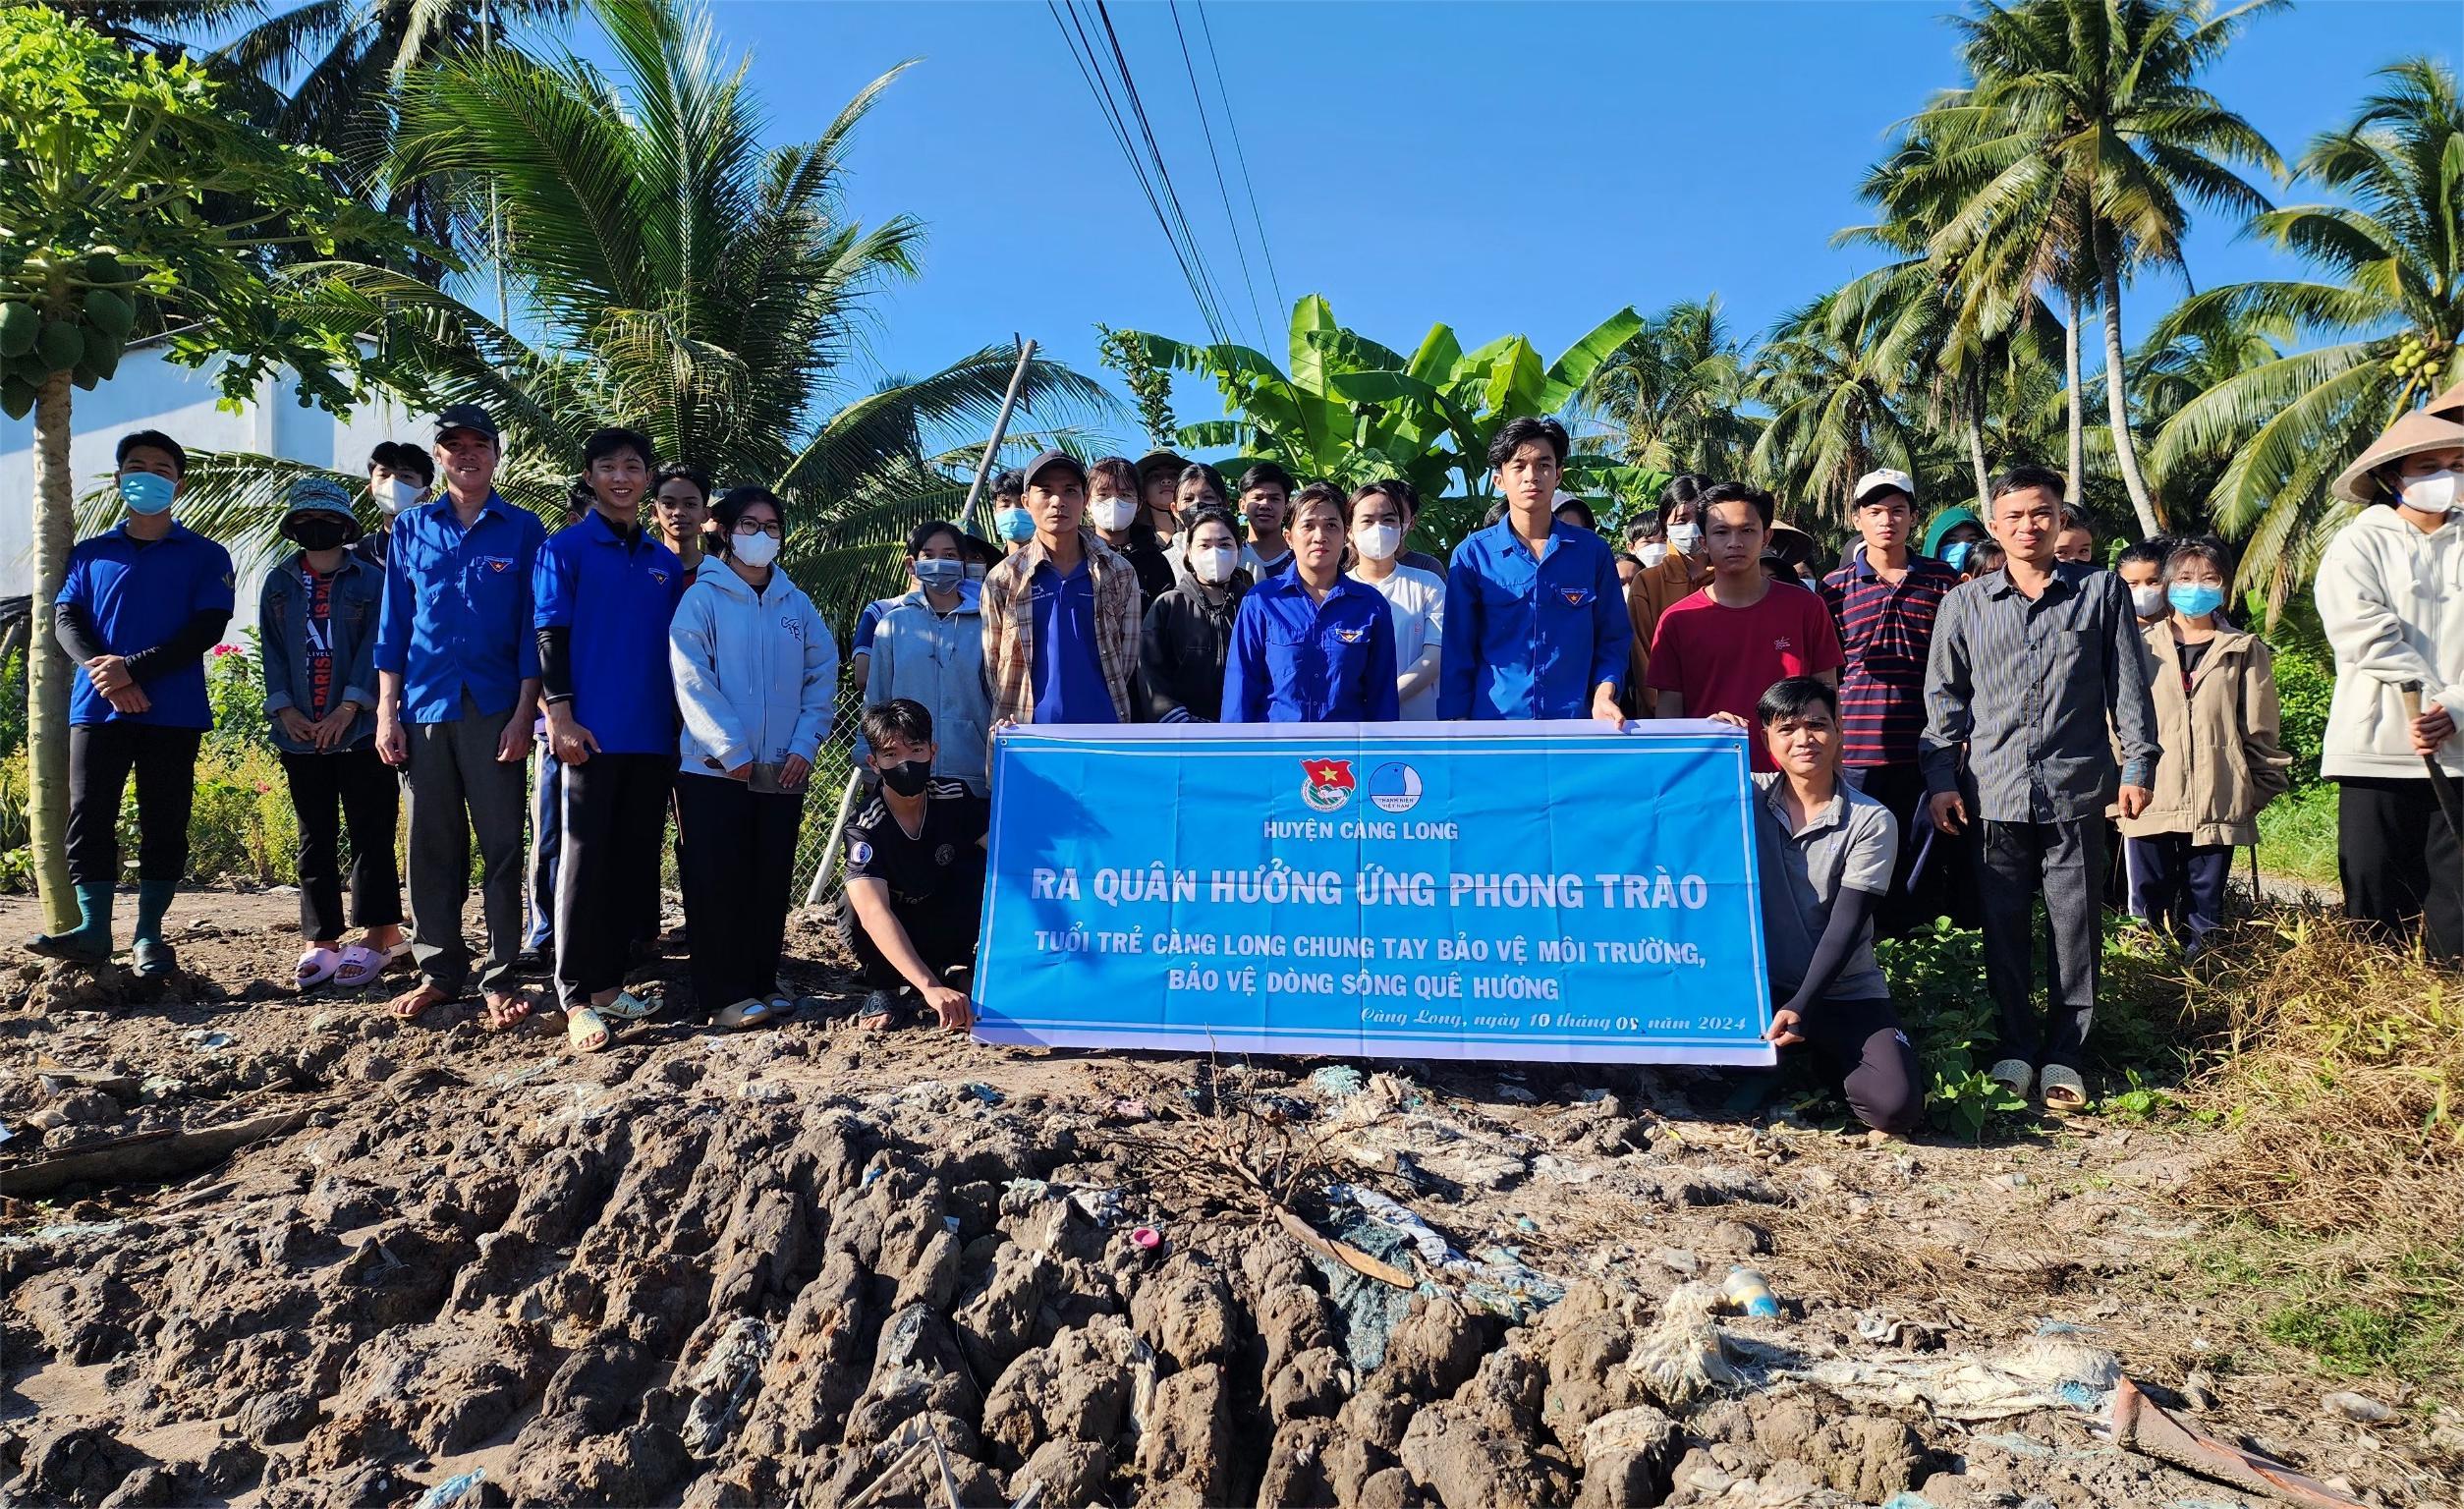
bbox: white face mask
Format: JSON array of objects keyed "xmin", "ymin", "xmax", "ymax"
[
  {"xmin": 2401, "ymin": 469, "xmax": 2461, "ymax": 515},
  {"xmin": 1638, "ymin": 541, "xmax": 1669, "ymax": 569},
  {"xmin": 2130, "ymin": 584, "xmax": 2166, "ymax": 618},
  {"xmin": 1090, "ymin": 495, "xmax": 1138, "ymax": 532},
  {"xmin": 378, "ymin": 477, "xmax": 424, "ymax": 516},
  {"xmin": 1353, "ymin": 523, "xmax": 1401, "ymax": 562},
  {"xmin": 1189, "ymin": 545, "xmax": 1237, "ymax": 585},
  {"xmin": 1667, "ymin": 522, "xmax": 1704, "ymax": 556},
  {"xmin": 731, "ymin": 530, "xmax": 781, "ymax": 569}
]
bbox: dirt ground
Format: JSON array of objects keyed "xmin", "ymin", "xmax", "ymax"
[{"xmin": 0, "ymin": 884, "xmax": 2455, "ymax": 1509}]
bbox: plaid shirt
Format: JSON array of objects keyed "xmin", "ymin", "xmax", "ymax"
[
  {"xmin": 979, "ymin": 531, "xmax": 1141, "ymax": 732},
  {"xmin": 1819, "ymin": 549, "xmax": 1961, "ymax": 767}
]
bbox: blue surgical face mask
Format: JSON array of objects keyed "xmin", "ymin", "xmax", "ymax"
[
  {"xmin": 1941, "ymin": 539, "xmax": 1974, "ymax": 573},
  {"xmin": 994, "ymin": 506, "xmax": 1036, "ymax": 544},
  {"xmin": 2167, "ymin": 583, "xmax": 2225, "ymax": 619},
  {"xmin": 915, "ymin": 558, "xmax": 965, "ymax": 591},
  {"xmin": 119, "ymin": 471, "xmax": 174, "ymax": 516}
]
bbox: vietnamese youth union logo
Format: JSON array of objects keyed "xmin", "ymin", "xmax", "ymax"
[
  {"xmin": 1300, "ymin": 758, "xmax": 1355, "ymax": 812},
  {"xmin": 1368, "ymin": 761, "xmax": 1423, "ymax": 813}
]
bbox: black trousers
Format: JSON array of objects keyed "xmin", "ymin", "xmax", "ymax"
[
  {"xmin": 280, "ymin": 747, "xmax": 403, "ymax": 941},
  {"xmin": 2340, "ymin": 776, "xmax": 2464, "ymax": 962},
  {"xmin": 1794, "ymin": 993, "xmax": 1923, "ymax": 1134},
  {"xmin": 674, "ymin": 774, "xmax": 804, "ymax": 1014},
  {"xmin": 1976, "ymin": 817, "xmax": 2103, "ymax": 1071},
  {"xmin": 554, "ymin": 753, "xmax": 672, "ymax": 1006},
  {"xmin": 2123, "ymin": 833, "xmax": 2232, "ymax": 942},
  {"xmin": 844, "ymin": 877, "xmax": 982, "ymax": 991},
  {"xmin": 67, "ymin": 723, "xmax": 201, "ymax": 885},
  {"xmin": 1843, "ymin": 763, "xmax": 1943, "ymax": 938}
]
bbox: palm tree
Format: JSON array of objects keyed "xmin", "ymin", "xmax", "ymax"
[
  {"xmin": 2148, "ymin": 57, "xmax": 2464, "ymax": 611},
  {"xmin": 1925, "ymin": 0, "xmax": 2283, "ymax": 535},
  {"xmin": 166, "ymin": 0, "xmax": 1109, "ymax": 626},
  {"xmin": 1747, "ymin": 285, "xmax": 1924, "ymax": 522},
  {"xmin": 1574, "ymin": 297, "xmax": 1760, "ymax": 478}
]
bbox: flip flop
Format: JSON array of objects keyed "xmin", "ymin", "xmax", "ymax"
[
  {"xmin": 714, "ymin": 998, "xmax": 773, "ymax": 1031},
  {"xmin": 598, "ymin": 989, "xmax": 660, "ymax": 1024},
  {"xmin": 568, "ymin": 1005, "xmax": 610, "ymax": 1053},
  {"xmin": 1988, "ymin": 1058, "xmax": 2035, "ymax": 1099},
  {"xmin": 2040, "ymin": 1063, "xmax": 2091, "ymax": 1111},
  {"xmin": 389, "ymin": 982, "xmax": 450, "ymax": 1020},
  {"xmin": 482, "ymin": 991, "xmax": 537, "ymax": 1031},
  {"xmin": 296, "ymin": 946, "xmax": 344, "ymax": 989},
  {"xmin": 332, "ymin": 940, "xmax": 409, "ymax": 990}
]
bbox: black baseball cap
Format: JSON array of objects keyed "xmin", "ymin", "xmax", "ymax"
[
  {"xmin": 434, "ymin": 403, "xmax": 500, "ymax": 445},
  {"xmin": 1023, "ymin": 449, "xmax": 1087, "ymax": 491}
]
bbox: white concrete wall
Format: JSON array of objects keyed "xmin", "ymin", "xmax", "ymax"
[{"xmin": 0, "ymin": 342, "xmax": 423, "ymax": 634}]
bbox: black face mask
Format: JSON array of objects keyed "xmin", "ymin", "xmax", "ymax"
[
  {"xmin": 879, "ymin": 758, "xmax": 933, "ymax": 797},
  {"xmin": 289, "ymin": 517, "xmax": 351, "ymax": 552}
]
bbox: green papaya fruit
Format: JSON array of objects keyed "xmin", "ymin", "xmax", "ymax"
[
  {"xmin": 83, "ymin": 288, "xmax": 133, "ymax": 339},
  {"xmin": 84, "ymin": 336, "xmax": 120, "ymax": 382},
  {"xmin": 0, "ymin": 378, "xmax": 33, "ymax": 420},
  {"xmin": 79, "ymin": 253, "xmax": 124, "ymax": 289},
  {"xmin": 70, "ymin": 363, "xmax": 96, "ymax": 392},
  {"xmin": 34, "ymin": 319, "xmax": 84, "ymax": 374},
  {"xmin": 0, "ymin": 302, "xmax": 35, "ymax": 359}
]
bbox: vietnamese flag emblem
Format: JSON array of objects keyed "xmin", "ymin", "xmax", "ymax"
[{"xmin": 1302, "ymin": 758, "xmax": 1355, "ymax": 792}]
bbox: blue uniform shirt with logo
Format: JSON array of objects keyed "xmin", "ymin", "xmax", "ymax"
[
  {"xmin": 533, "ymin": 509, "xmax": 687, "ymax": 755},
  {"xmin": 1029, "ymin": 557, "xmax": 1116, "ymax": 724},
  {"xmin": 58, "ymin": 522, "xmax": 235, "ymax": 729},
  {"xmin": 1437, "ymin": 518, "xmax": 1631, "ymax": 720},
  {"xmin": 374, "ymin": 492, "xmax": 547, "ymax": 723},
  {"xmin": 1221, "ymin": 566, "xmax": 1401, "ymax": 723}
]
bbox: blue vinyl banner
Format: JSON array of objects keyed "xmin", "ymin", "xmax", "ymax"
[{"xmin": 974, "ymin": 720, "xmax": 1776, "ymax": 1066}]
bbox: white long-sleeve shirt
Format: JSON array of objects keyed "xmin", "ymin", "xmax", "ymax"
[
  {"xmin": 2316, "ymin": 503, "xmax": 2464, "ymax": 780},
  {"xmin": 1354, "ymin": 562, "xmax": 1447, "ymax": 721}
]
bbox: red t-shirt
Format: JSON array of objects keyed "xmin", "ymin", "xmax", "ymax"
[{"xmin": 1646, "ymin": 581, "xmax": 1845, "ymax": 770}]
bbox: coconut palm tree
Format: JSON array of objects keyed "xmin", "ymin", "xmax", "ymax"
[
  {"xmin": 1747, "ymin": 285, "xmax": 1924, "ymax": 522},
  {"xmin": 1574, "ymin": 297, "xmax": 1760, "ymax": 478},
  {"xmin": 2148, "ymin": 57, "xmax": 2464, "ymax": 610},
  {"xmin": 1924, "ymin": 0, "xmax": 2283, "ymax": 535},
  {"xmin": 168, "ymin": 0, "xmax": 1109, "ymax": 629},
  {"xmin": 218, "ymin": 0, "xmax": 576, "ymax": 276}
]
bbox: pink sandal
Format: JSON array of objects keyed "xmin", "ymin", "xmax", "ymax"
[
  {"xmin": 296, "ymin": 946, "xmax": 343, "ymax": 990},
  {"xmin": 332, "ymin": 941, "xmax": 409, "ymax": 989}
]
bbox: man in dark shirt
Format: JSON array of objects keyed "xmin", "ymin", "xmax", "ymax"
[
  {"xmin": 844, "ymin": 699, "xmax": 985, "ymax": 1033},
  {"xmin": 1921, "ymin": 466, "xmax": 2158, "ymax": 1111},
  {"xmin": 1820, "ymin": 469, "xmax": 1962, "ymax": 935},
  {"xmin": 29, "ymin": 430, "xmax": 234, "ymax": 976}
]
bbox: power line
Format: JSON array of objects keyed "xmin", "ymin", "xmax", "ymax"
[
  {"xmin": 1089, "ymin": 0, "xmax": 1240, "ymax": 346},
  {"xmin": 1193, "ymin": 0, "xmax": 1284, "ymax": 324},
  {"xmin": 1167, "ymin": 0, "xmax": 1266, "ymax": 347},
  {"xmin": 1044, "ymin": 1, "xmax": 1232, "ymax": 347}
]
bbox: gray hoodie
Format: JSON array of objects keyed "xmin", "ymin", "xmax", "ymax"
[{"xmin": 668, "ymin": 561, "xmax": 838, "ymax": 778}]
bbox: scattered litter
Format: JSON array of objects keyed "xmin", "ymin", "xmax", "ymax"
[
  {"xmin": 1514, "ymin": 1215, "xmax": 1539, "ymax": 1234},
  {"xmin": 681, "ymin": 1315, "xmax": 774, "ymax": 1455},
  {"xmin": 2320, "ymin": 1390, "xmax": 2392, "ymax": 1424},
  {"xmin": 1282, "ymin": 1207, "xmax": 1417, "ymax": 1371},
  {"xmin": 1792, "ymin": 1328, "xmax": 2122, "ymax": 1420},
  {"xmin": 2112, "ymin": 1376, "xmax": 2367, "ymax": 1507},
  {"xmin": 0, "ymin": 1126, "xmax": 12, "ymax": 1147},
  {"xmin": 0, "ymin": 1221, "xmax": 128, "ymax": 1252},
  {"xmin": 1108, "ymin": 1097, "xmax": 1149, "ymax": 1121},
  {"xmin": 861, "ymin": 1166, "xmax": 886, "ymax": 1189},
  {"xmin": 1495, "ymin": 1079, "xmax": 1539, "ymax": 1104},
  {"xmin": 1720, "ymin": 1265, "xmax": 1781, "ymax": 1319},
  {"xmin": 2181, "ymin": 1369, "xmax": 2218, "ymax": 1411},
  {"xmin": 137, "ymin": 1075, "xmax": 183, "ymax": 1099},
  {"xmin": 1625, "ymin": 1281, "xmax": 1743, "ymax": 1406},
  {"xmin": 1129, "ymin": 1226, "xmax": 1162, "ymax": 1251},
  {"xmin": 413, "ymin": 1470, "xmax": 487, "ymax": 1509},
  {"xmin": 1067, "ymin": 1187, "xmax": 1124, "ymax": 1226},
  {"xmin": 1652, "ymin": 1247, "xmax": 1701, "ymax": 1277},
  {"xmin": 943, "ymin": 1216, "xmax": 961, "ymax": 1233},
  {"xmin": 484, "ymin": 1059, "xmax": 559, "ymax": 1089},
  {"xmin": 1306, "ymin": 1065, "xmax": 1366, "ymax": 1099},
  {"xmin": 1972, "ymin": 1431, "xmax": 2056, "ymax": 1458},
  {"xmin": 961, "ymin": 1083, "xmax": 1002, "ymax": 1105},
  {"xmin": 182, "ymin": 1030, "xmax": 233, "ymax": 1051},
  {"xmin": 1879, "ymin": 1496, "xmax": 1940, "ymax": 1509},
  {"xmin": 1855, "ymin": 1309, "xmax": 1944, "ymax": 1348},
  {"xmin": 1325, "ymin": 1183, "xmax": 1563, "ymax": 1321}
]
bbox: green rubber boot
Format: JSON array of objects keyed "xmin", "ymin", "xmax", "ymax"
[
  {"xmin": 26, "ymin": 883, "xmax": 114, "ymax": 964},
  {"xmin": 132, "ymin": 879, "xmax": 178, "ymax": 978}
]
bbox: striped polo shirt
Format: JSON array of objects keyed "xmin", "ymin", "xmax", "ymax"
[{"xmin": 1819, "ymin": 548, "xmax": 1961, "ymax": 767}]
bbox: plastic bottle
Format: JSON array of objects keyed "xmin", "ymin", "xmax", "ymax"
[{"xmin": 1721, "ymin": 1265, "xmax": 1781, "ymax": 1319}]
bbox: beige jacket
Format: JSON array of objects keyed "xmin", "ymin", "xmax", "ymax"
[{"xmin": 2117, "ymin": 621, "xmax": 2293, "ymax": 847}]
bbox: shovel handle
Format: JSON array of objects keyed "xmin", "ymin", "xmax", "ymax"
[{"xmin": 2402, "ymin": 684, "xmax": 2426, "ymax": 720}]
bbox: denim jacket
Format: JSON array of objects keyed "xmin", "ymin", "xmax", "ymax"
[{"xmin": 260, "ymin": 550, "xmax": 383, "ymax": 754}]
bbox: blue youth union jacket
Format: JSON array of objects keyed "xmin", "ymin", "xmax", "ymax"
[{"xmin": 1221, "ymin": 567, "xmax": 1401, "ymax": 723}]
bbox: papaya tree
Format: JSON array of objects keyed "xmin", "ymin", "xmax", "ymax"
[
  {"xmin": 1119, "ymin": 295, "xmax": 1652, "ymax": 548},
  {"xmin": 0, "ymin": 7, "xmax": 403, "ymax": 932}
]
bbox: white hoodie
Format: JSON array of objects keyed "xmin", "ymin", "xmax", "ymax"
[{"xmin": 2315, "ymin": 503, "xmax": 2464, "ymax": 780}]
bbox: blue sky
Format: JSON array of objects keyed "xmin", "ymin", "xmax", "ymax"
[{"xmin": 656, "ymin": 0, "xmax": 2455, "ymax": 450}]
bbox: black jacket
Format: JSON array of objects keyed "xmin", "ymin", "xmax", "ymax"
[
  {"xmin": 1140, "ymin": 574, "xmax": 1250, "ymax": 722},
  {"xmin": 1118, "ymin": 529, "xmax": 1179, "ymax": 613}
]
